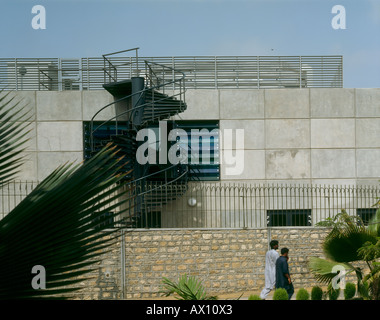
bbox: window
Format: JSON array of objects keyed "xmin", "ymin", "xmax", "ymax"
[
  {"xmin": 174, "ymin": 120, "xmax": 220, "ymax": 181},
  {"xmin": 83, "ymin": 121, "xmax": 129, "ymax": 160},
  {"xmin": 267, "ymin": 209, "xmax": 311, "ymax": 227},
  {"xmin": 83, "ymin": 120, "xmax": 220, "ymax": 181},
  {"xmin": 357, "ymin": 208, "xmax": 377, "ymax": 226}
]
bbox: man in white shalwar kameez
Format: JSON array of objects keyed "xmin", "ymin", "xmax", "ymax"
[{"xmin": 260, "ymin": 240, "xmax": 279, "ymax": 300}]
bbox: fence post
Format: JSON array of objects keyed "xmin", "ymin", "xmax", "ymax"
[
  {"xmin": 267, "ymin": 227, "xmax": 272, "ymax": 251},
  {"xmin": 120, "ymin": 229, "xmax": 125, "ymax": 299}
]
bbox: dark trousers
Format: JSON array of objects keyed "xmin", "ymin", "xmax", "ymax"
[{"xmin": 285, "ymin": 283, "xmax": 294, "ymax": 300}]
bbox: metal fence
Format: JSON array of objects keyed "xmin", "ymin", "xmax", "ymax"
[
  {"xmin": 0, "ymin": 55, "xmax": 343, "ymax": 91},
  {"xmin": 1, "ymin": 180, "xmax": 378, "ymax": 228}
]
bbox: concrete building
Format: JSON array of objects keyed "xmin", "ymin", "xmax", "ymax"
[{"xmin": 1, "ymin": 53, "xmax": 379, "ymax": 228}]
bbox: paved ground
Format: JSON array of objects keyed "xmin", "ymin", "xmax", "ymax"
[{"xmin": 145, "ymin": 286, "xmax": 330, "ymax": 300}]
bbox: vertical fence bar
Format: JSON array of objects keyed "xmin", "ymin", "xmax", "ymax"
[
  {"xmin": 120, "ymin": 229, "xmax": 125, "ymax": 299},
  {"xmin": 1, "ymin": 181, "xmax": 378, "ymax": 228}
]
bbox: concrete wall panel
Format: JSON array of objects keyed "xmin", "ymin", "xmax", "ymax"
[
  {"xmin": 221, "ymin": 150, "xmax": 265, "ymax": 180},
  {"xmin": 264, "ymin": 89, "xmax": 309, "ymax": 118},
  {"xmin": 220, "ymin": 120, "xmax": 264, "ymax": 150},
  {"xmin": 356, "ymin": 88, "xmax": 380, "ymax": 117},
  {"xmin": 220, "ymin": 90, "xmax": 264, "ymax": 119},
  {"xmin": 266, "ymin": 149, "xmax": 311, "ymax": 180},
  {"xmin": 311, "ymin": 149, "xmax": 356, "ymax": 179},
  {"xmin": 311, "ymin": 119, "xmax": 355, "ymax": 148},
  {"xmin": 179, "ymin": 90, "xmax": 219, "ymax": 119},
  {"xmin": 37, "ymin": 122, "xmax": 83, "ymax": 152},
  {"xmin": 356, "ymin": 118, "xmax": 380, "ymax": 148},
  {"xmin": 266, "ymin": 119, "xmax": 310, "ymax": 149},
  {"xmin": 310, "ymin": 88, "xmax": 354, "ymax": 118},
  {"xmin": 356, "ymin": 149, "xmax": 380, "ymax": 178},
  {"xmin": 82, "ymin": 90, "xmax": 114, "ymax": 121},
  {"xmin": 37, "ymin": 151, "xmax": 83, "ymax": 181},
  {"xmin": 36, "ymin": 91, "xmax": 82, "ymax": 121}
]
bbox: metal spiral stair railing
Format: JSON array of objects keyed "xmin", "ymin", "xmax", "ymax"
[{"xmin": 90, "ymin": 60, "xmax": 194, "ymax": 227}]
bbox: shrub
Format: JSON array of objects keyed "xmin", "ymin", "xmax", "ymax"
[
  {"xmin": 273, "ymin": 288, "xmax": 289, "ymax": 300},
  {"xmin": 328, "ymin": 285, "xmax": 340, "ymax": 300},
  {"xmin": 248, "ymin": 294, "xmax": 262, "ymax": 300},
  {"xmin": 311, "ymin": 286, "xmax": 323, "ymax": 300},
  {"xmin": 161, "ymin": 275, "xmax": 218, "ymax": 300},
  {"xmin": 344, "ymin": 282, "xmax": 356, "ymax": 300},
  {"xmin": 296, "ymin": 288, "xmax": 309, "ymax": 300}
]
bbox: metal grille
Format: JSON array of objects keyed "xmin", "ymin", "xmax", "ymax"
[
  {"xmin": 2, "ymin": 181, "xmax": 378, "ymax": 229},
  {"xmin": 0, "ymin": 55, "xmax": 343, "ymax": 91}
]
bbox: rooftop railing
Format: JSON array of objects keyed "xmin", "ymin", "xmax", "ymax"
[{"xmin": 0, "ymin": 55, "xmax": 343, "ymax": 91}]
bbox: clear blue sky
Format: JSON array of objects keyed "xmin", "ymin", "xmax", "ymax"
[{"xmin": 1, "ymin": 0, "xmax": 380, "ymax": 88}]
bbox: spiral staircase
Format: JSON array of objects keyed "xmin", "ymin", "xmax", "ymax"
[{"xmin": 89, "ymin": 53, "xmax": 193, "ymax": 228}]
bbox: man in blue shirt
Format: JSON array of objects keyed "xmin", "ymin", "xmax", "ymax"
[{"xmin": 275, "ymin": 247, "xmax": 294, "ymax": 300}]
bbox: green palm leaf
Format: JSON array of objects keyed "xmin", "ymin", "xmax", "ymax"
[
  {"xmin": 161, "ymin": 275, "xmax": 217, "ymax": 300},
  {"xmin": 368, "ymin": 207, "xmax": 380, "ymax": 237},
  {"xmin": 309, "ymin": 257, "xmax": 354, "ymax": 284},
  {"xmin": 323, "ymin": 211, "xmax": 378, "ymax": 262}
]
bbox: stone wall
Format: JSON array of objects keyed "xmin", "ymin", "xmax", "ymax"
[{"xmin": 70, "ymin": 227, "xmax": 331, "ymax": 300}]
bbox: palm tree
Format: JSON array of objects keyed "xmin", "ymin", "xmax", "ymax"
[
  {"xmin": 0, "ymin": 91, "xmax": 132, "ymax": 299},
  {"xmin": 309, "ymin": 209, "xmax": 380, "ymax": 299}
]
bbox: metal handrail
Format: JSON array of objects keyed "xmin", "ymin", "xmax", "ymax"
[
  {"xmin": 90, "ymin": 60, "xmax": 186, "ymax": 151},
  {"xmin": 102, "ymin": 48, "xmax": 140, "ymax": 82},
  {"xmin": 90, "ymin": 55, "xmax": 190, "ymax": 224},
  {"xmin": 0, "ymin": 55, "xmax": 343, "ymax": 91}
]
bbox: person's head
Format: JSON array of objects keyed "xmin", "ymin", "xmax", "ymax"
[
  {"xmin": 270, "ymin": 240, "xmax": 279, "ymax": 250},
  {"xmin": 281, "ymin": 247, "xmax": 289, "ymax": 257}
]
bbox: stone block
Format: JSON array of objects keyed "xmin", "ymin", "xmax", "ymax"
[
  {"xmin": 177, "ymin": 89, "xmax": 219, "ymax": 120},
  {"xmin": 37, "ymin": 151, "xmax": 83, "ymax": 180},
  {"xmin": 14, "ymin": 151, "xmax": 38, "ymax": 181},
  {"xmin": 310, "ymin": 88, "xmax": 355, "ymax": 118},
  {"xmin": 356, "ymin": 119, "xmax": 380, "ymax": 148},
  {"xmin": 221, "ymin": 150, "xmax": 265, "ymax": 180},
  {"xmin": 311, "ymin": 149, "xmax": 356, "ymax": 178},
  {"xmin": 311, "ymin": 179, "xmax": 356, "ymax": 187},
  {"xmin": 311, "ymin": 119, "xmax": 355, "ymax": 148},
  {"xmin": 220, "ymin": 119, "xmax": 264, "ymax": 149},
  {"xmin": 266, "ymin": 119, "xmax": 310, "ymax": 149},
  {"xmin": 264, "ymin": 89, "xmax": 309, "ymax": 118},
  {"xmin": 36, "ymin": 91, "xmax": 82, "ymax": 121},
  {"xmin": 266, "ymin": 149, "xmax": 311, "ymax": 179},
  {"xmin": 37, "ymin": 121, "xmax": 83, "ymax": 152},
  {"xmin": 356, "ymin": 149, "xmax": 380, "ymax": 178},
  {"xmin": 0, "ymin": 91, "xmax": 36, "ymax": 121},
  {"xmin": 356, "ymin": 88, "xmax": 380, "ymax": 117},
  {"xmin": 219, "ymin": 89, "xmax": 264, "ymax": 119},
  {"xmin": 13, "ymin": 122, "xmax": 37, "ymax": 152},
  {"xmin": 82, "ymin": 90, "xmax": 115, "ymax": 121}
]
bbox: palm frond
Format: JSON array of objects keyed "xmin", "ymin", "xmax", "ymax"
[
  {"xmin": 309, "ymin": 257, "xmax": 354, "ymax": 284},
  {"xmin": 0, "ymin": 90, "xmax": 33, "ymax": 186},
  {"xmin": 323, "ymin": 211, "xmax": 378, "ymax": 262},
  {"xmin": 368, "ymin": 207, "xmax": 380, "ymax": 237},
  {"xmin": 161, "ymin": 275, "xmax": 217, "ymax": 300},
  {"xmin": 0, "ymin": 145, "xmax": 133, "ymax": 299}
]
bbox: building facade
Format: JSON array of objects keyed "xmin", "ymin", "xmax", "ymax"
[{"xmin": 1, "ymin": 54, "xmax": 379, "ymax": 228}]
